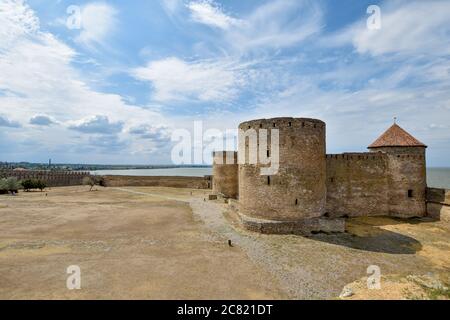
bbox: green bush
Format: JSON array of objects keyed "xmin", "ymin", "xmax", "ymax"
[
  {"xmin": 35, "ymin": 180, "xmax": 47, "ymax": 191},
  {"xmin": 0, "ymin": 177, "xmax": 21, "ymax": 194},
  {"xmin": 21, "ymin": 179, "xmax": 34, "ymax": 192},
  {"xmin": 21, "ymin": 179, "xmax": 47, "ymax": 192}
]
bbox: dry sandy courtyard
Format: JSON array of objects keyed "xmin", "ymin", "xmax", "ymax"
[{"xmin": 0, "ymin": 186, "xmax": 449, "ymax": 300}]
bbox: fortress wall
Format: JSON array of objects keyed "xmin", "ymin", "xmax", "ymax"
[
  {"xmin": 102, "ymin": 175, "xmax": 212, "ymax": 189},
  {"xmin": 426, "ymin": 187, "xmax": 450, "ymax": 222},
  {"xmin": 325, "ymin": 153, "xmax": 389, "ymax": 217},
  {"xmin": 0, "ymin": 170, "xmax": 90, "ymax": 187},
  {"xmin": 212, "ymin": 151, "xmax": 238, "ymax": 199},
  {"xmin": 238, "ymin": 118, "xmax": 326, "ymax": 221}
]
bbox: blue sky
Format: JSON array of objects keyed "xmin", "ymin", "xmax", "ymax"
[{"xmin": 0, "ymin": 0, "xmax": 449, "ymax": 166}]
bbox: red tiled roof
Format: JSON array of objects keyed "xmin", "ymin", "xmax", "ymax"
[{"xmin": 368, "ymin": 124, "xmax": 427, "ymax": 148}]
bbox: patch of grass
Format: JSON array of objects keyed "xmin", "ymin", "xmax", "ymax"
[{"xmin": 425, "ymin": 287, "xmax": 450, "ymax": 300}]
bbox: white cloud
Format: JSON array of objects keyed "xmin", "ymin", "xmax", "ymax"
[
  {"xmin": 76, "ymin": 2, "xmax": 118, "ymax": 49},
  {"xmin": 161, "ymin": 0, "xmax": 182, "ymax": 15},
  {"xmin": 0, "ymin": 0, "xmax": 39, "ymax": 51},
  {"xmin": 0, "ymin": 114, "xmax": 21, "ymax": 128},
  {"xmin": 237, "ymin": 0, "xmax": 321, "ymax": 50},
  {"xmin": 131, "ymin": 57, "xmax": 242, "ymax": 102},
  {"xmin": 185, "ymin": 0, "xmax": 322, "ymax": 52},
  {"xmin": 0, "ymin": 1, "xmax": 167, "ymax": 162},
  {"xmin": 68, "ymin": 115, "xmax": 124, "ymax": 134},
  {"xmin": 187, "ymin": 0, "xmax": 243, "ymax": 30},
  {"xmin": 329, "ymin": 1, "xmax": 450, "ymax": 57}
]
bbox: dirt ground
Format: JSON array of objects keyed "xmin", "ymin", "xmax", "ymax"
[{"xmin": 0, "ymin": 186, "xmax": 449, "ymax": 300}]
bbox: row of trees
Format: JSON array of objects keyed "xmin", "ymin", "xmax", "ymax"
[
  {"xmin": 0, "ymin": 175, "xmax": 105, "ymax": 195},
  {"xmin": 0, "ymin": 177, "xmax": 47, "ymax": 195}
]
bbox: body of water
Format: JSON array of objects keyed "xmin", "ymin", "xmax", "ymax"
[
  {"xmin": 91, "ymin": 167, "xmax": 213, "ymax": 177},
  {"xmin": 91, "ymin": 167, "xmax": 450, "ymax": 189},
  {"xmin": 427, "ymin": 168, "xmax": 450, "ymax": 189}
]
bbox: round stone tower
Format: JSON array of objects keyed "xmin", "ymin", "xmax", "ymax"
[
  {"xmin": 238, "ymin": 117, "xmax": 327, "ymax": 222},
  {"xmin": 368, "ymin": 123, "xmax": 427, "ymax": 218},
  {"xmin": 212, "ymin": 151, "xmax": 238, "ymax": 199}
]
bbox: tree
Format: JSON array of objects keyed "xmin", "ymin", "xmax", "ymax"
[
  {"xmin": 35, "ymin": 180, "xmax": 47, "ymax": 191},
  {"xmin": 0, "ymin": 177, "xmax": 21, "ymax": 194},
  {"xmin": 21, "ymin": 179, "xmax": 34, "ymax": 192},
  {"xmin": 21, "ymin": 179, "xmax": 47, "ymax": 192},
  {"xmin": 82, "ymin": 176, "xmax": 96, "ymax": 191},
  {"xmin": 0, "ymin": 179, "xmax": 7, "ymax": 194}
]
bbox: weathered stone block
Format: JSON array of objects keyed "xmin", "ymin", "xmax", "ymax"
[{"xmin": 427, "ymin": 188, "xmax": 450, "ymax": 205}]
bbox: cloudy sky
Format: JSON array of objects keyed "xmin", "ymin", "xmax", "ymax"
[{"xmin": 0, "ymin": 0, "xmax": 449, "ymax": 166}]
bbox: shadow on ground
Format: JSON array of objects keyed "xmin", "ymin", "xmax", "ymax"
[{"xmin": 309, "ymin": 218, "xmax": 423, "ymax": 254}]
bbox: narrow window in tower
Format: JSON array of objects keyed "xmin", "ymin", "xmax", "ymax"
[
  {"xmin": 295, "ymin": 199, "xmax": 298, "ymax": 205},
  {"xmin": 330, "ymin": 177, "xmax": 334, "ymax": 183},
  {"xmin": 408, "ymin": 189, "xmax": 413, "ymax": 198},
  {"xmin": 288, "ymin": 122, "xmax": 292, "ymax": 127},
  {"xmin": 267, "ymin": 176, "xmax": 271, "ymax": 185},
  {"xmin": 260, "ymin": 124, "xmax": 262, "ymax": 128},
  {"xmin": 267, "ymin": 149, "xmax": 270, "ymax": 157},
  {"xmin": 273, "ymin": 123, "xmax": 276, "ymax": 127},
  {"xmin": 302, "ymin": 122, "xmax": 305, "ymax": 127}
]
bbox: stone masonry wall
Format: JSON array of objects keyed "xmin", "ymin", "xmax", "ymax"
[
  {"xmin": 102, "ymin": 175, "xmax": 212, "ymax": 189},
  {"xmin": 0, "ymin": 170, "xmax": 90, "ymax": 187},
  {"xmin": 239, "ymin": 117, "xmax": 326, "ymax": 221},
  {"xmin": 212, "ymin": 151, "xmax": 238, "ymax": 199},
  {"xmin": 372, "ymin": 147, "xmax": 427, "ymax": 218},
  {"xmin": 326, "ymin": 153, "xmax": 389, "ymax": 217},
  {"xmin": 426, "ymin": 187, "xmax": 450, "ymax": 222}
]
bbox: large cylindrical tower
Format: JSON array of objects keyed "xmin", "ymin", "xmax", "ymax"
[
  {"xmin": 238, "ymin": 117, "xmax": 327, "ymax": 222},
  {"xmin": 212, "ymin": 151, "xmax": 239, "ymax": 199}
]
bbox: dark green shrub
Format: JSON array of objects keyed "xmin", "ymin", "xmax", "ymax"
[
  {"xmin": 35, "ymin": 180, "xmax": 47, "ymax": 191},
  {"xmin": 21, "ymin": 179, "xmax": 47, "ymax": 192},
  {"xmin": 21, "ymin": 179, "xmax": 34, "ymax": 192}
]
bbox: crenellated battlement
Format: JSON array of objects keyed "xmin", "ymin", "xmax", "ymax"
[
  {"xmin": 239, "ymin": 117, "xmax": 325, "ymax": 131},
  {"xmin": 326, "ymin": 152, "xmax": 387, "ymax": 160}
]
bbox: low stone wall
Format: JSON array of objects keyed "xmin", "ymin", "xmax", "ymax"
[
  {"xmin": 0, "ymin": 169, "xmax": 90, "ymax": 187},
  {"xmin": 426, "ymin": 188, "xmax": 450, "ymax": 222},
  {"xmin": 102, "ymin": 175, "xmax": 212, "ymax": 189},
  {"xmin": 237, "ymin": 212, "xmax": 345, "ymax": 235}
]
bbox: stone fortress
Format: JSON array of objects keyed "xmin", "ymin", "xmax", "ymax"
[{"xmin": 212, "ymin": 117, "xmax": 428, "ymax": 235}]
